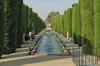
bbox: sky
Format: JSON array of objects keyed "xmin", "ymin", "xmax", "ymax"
[{"xmin": 23, "ymin": 0, "xmax": 78, "ymax": 20}]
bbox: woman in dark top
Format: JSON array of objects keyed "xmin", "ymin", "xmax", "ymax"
[{"xmin": 25, "ymin": 33, "xmax": 29, "ymax": 41}]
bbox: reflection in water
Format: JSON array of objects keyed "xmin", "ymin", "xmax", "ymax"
[{"xmin": 36, "ymin": 32, "xmax": 62, "ymax": 54}]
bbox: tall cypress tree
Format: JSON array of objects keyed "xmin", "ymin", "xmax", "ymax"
[
  {"xmin": 64, "ymin": 10, "xmax": 67, "ymax": 37},
  {"xmin": 78, "ymin": 0, "xmax": 82, "ymax": 46},
  {"xmin": 0, "ymin": 0, "xmax": 4, "ymax": 58},
  {"xmin": 67, "ymin": 8, "xmax": 72, "ymax": 39},
  {"xmin": 72, "ymin": 3, "xmax": 79, "ymax": 44},
  {"xmin": 80, "ymin": 0, "xmax": 94, "ymax": 54},
  {"xmin": 94, "ymin": 0, "xmax": 100, "ymax": 56},
  {"xmin": 4, "ymin": 0, "xmax": 19, "ymax": 53},
  {"xmin": 16, "ymin": 0, "xmax": 23, "ymax": 48}
]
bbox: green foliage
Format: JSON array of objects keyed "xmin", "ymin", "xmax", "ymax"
[
  {"xmin": 60, "ymin": 15, "xmax": 64, "ymax": 35},
  {"xmin": 3, "ymin": 0, "xmax": 19, "ymax": 53},
  {"xmin": 46, "ymin": 11, "xmax": 60, "ymax": 24},
  {"xmin": 1, "ymin": 0, "xmax": 45, "ymax": 55},
  {"xmin": 78, "ymin": 0, "xmax": 82, "ymax": 46},
  {"xmin": 0, "ymin": 0, "xmax": 4, "ymax": 58},
  {"xmin": 1, "ymin": 0, "xmax": 100, "ymax": 57},
  {"xmin": 94, "ymin": 0, "xmax": 100, "ymax": 56},
  {"xmin": 22, "ymin": 4, "xmax": 45, "ymax": 35},
  {"xmin": 63, "ymin": 10, "xmax": 67, "ymax": 37},
  {"xmin": 72, "ymin": 3, "xmax": 79, "ymax": 44},
  {"xmin": 16, "ymin": 0, "xmax": 23, "ymax": 48},
  {"xmin": 50, "ymin": 0, "xmax": 100, "ymax": 57},
  {"xmin": 80, "ymin": 0, "xmax": 94, "ymax": 54},
  {"xmin": 67, "ymin": 8, "xmax": 72, "ymax": 38},
  {"xmin": 51, "ymin": 8, "xmax": 72, "ymax": 39},
  {"xmin": 32, "ymin": 12, "xmax": 45, "ymax": 35}
]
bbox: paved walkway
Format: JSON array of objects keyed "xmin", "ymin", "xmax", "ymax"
[{"xmin": 0, "ymin": 44, "xmax": 75, "ymax": 66}]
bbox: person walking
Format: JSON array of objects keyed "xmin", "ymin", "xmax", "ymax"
[
  {"xmin": 24, "ymin": 33, "xmax": 29, "ymax": 46},
  {"xmin": 29, "ymin": 32, "xmax": 32, "ymax": 41}
]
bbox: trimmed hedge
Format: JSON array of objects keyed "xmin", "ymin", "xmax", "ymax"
[
  {"xmin": 67, "ymin": 8, "xmax": 72, "ymax": 38},
  {"xmin": 64, "ymin": 10, "xmax": 67, "ymax": 37},
  {"xmin": 72, "ymin": 3, "xmax": 79, "ymax": 44},
  {"xmin": 94, "ymin": 0, "xmax": 100, "ymax": 56},
  {"xmin": 16, "ymin": 0, "xmax": 23, "ymax": 48},
  {"xmin": 60, "ymin": 15, "xmax": 64, "ymax": 34},
  {"xmin": 2, "ymin": 0, "xmax": 100, "ymax": 57},
  {"xmin": 80, "ymin": 0, "xmax": 94, "ymax": 54},
  {"xmin": 1, "ymin": 0, "xmax": 45, "ymax": 54},
  {"xmin": 78, "ymin": 0, "xmax": 82, "ymax": 46},
  {"xmin": 51, "ymin": 0, "xmax": 100, "ymax": 56},
  {"xmin": 3, "ymin": 0, "xmax": 19, "ymax": 53},
  {"xmin": 63, "ymin": 10, "xmax": 67, "ymax": 37},
  {"xmin": 51, "ymin": 9, "xmax": 72, "ymax": 39},
  {"xmin": 0, "ymin": 0, "xmax": 4, "ymax": 58}
]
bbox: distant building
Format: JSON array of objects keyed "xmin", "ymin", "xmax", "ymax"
[
  {"xmin": 47, "ymin": 24, "xmax": 51, "ymax": 28},
  {"xmin": 46, "ymin": 24, "xmax": 51, "ymax": 31}
]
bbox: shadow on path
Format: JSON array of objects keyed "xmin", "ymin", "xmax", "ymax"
[{"xmin": 0, "ymin": 55, "xmax": 72, "ymax": 66}]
